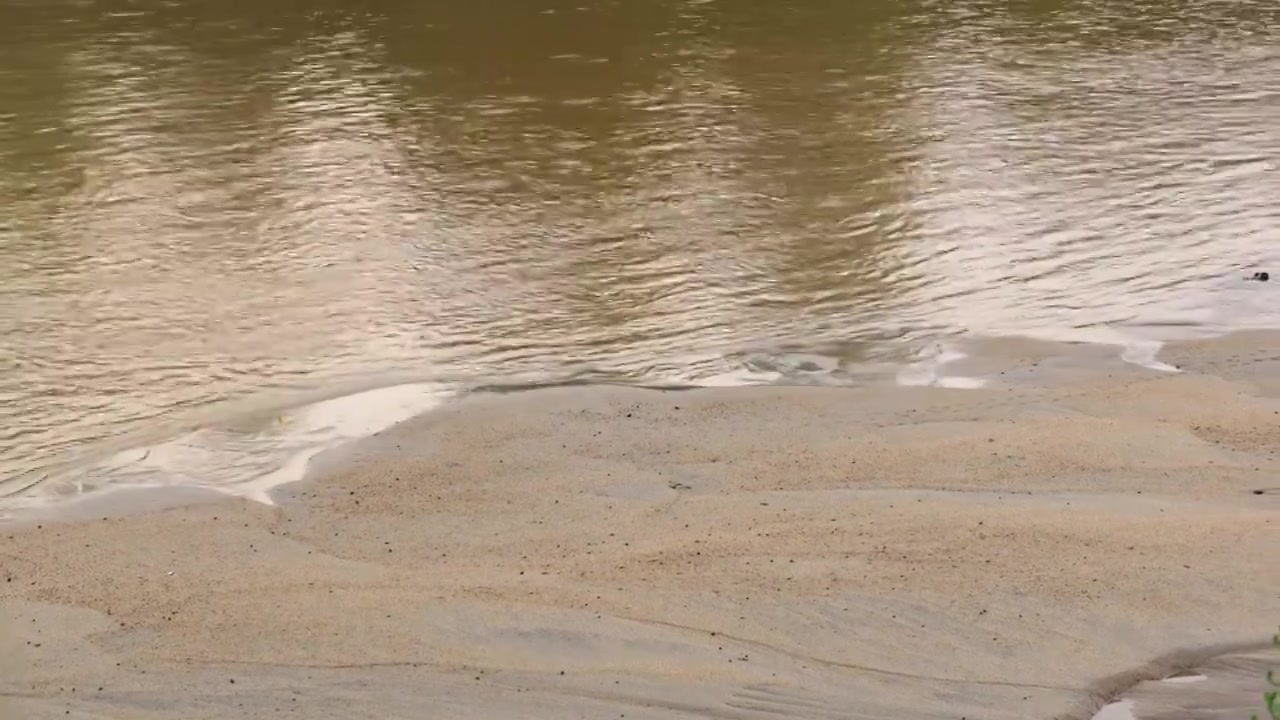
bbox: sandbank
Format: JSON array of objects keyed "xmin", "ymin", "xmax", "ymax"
[{"xmin": 2, "ymin": 333, "xmax": 1278, "ymax": 719}]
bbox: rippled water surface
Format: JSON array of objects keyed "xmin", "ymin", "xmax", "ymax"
[{"xmin": 2, "ymin": 0, "xmax": 1278, "ymax": 499}]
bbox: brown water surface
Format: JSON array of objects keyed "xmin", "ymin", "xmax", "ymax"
[{"xmin": 1, "ymin": 0, "xmax": 1277, "ymax": 497}]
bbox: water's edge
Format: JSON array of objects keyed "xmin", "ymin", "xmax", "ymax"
[
  {"xmin": 1084, "ymin": 641, "xmax": 1279, "ymax": 720},
  {"xmin": 0, "ymin": 329, "xmax": 1201, "ymax": 523}
]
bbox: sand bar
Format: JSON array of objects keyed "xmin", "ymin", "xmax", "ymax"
[{"xmin": 2, "ymin": 333, "xmax": 1278, "ymax": 719}]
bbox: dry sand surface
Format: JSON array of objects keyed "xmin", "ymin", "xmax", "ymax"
[{"xmin": 2, "ymin": 334, "xmax": 1278, "ymax": 720}]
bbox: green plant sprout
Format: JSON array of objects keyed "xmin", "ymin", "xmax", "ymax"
[{"xmin": 1253, "ymin": 627, "xmax": 1279, "ymax": 720}]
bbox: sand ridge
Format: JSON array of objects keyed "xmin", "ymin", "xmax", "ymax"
[{"xmin": 2, "ymin": 334, "xmax": 1278, "ymax": 719}]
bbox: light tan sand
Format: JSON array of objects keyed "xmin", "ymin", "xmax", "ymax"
[{"xmin": 2, "ymin": 334, "xmax": 1278, "ymax": 719}]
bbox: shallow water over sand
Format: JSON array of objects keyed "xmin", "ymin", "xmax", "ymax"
[{"xmin": 1, "ymin": 0, "xmax": 1278, "ymax": 498}]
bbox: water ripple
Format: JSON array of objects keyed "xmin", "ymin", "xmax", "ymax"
[{"xmin": 1, "ymin": 0, "xmax": 1278, "ymax": 500}]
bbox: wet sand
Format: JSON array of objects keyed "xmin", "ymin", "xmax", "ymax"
[{"xmin": 2, "ymin": 334, "xmax": 1279, "ymax": 720}]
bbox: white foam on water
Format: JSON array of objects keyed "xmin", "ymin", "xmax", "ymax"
[
  {"xmin": 1162, "ymin": 674, "xmax": 1207, "ymax": 684},
  {"xmin": 896, "ymin": 344, "xmax": 987, "ymax": 389},
  {"xmin": 1120, "ymin": 341, "xmax": 1181, "ymax": 373},
  {"xmin": 1056, "ymin": 326, "xmax": 1180, "ymax": 373},
  {"xmin": 6, "ymin": 382, "xmax": 452, "ymax": 510},
  {"xmin": 1091, "ymin": 698, "xmax": 1137, "ymax": 720},
  {"xmin": 977, "ymin": 324, "xmax": 1184, "ymax": 374},
  {"xmin": 697, "ymin": 367, "xmax": 783, "ymax": 387},
  {"xmin": 1086, "ymin": 673, "xmax": 1207, "ymax": 720},
  {"xmin": 204, "ymin": 382, "xmax": 453, "ymax": 504}
]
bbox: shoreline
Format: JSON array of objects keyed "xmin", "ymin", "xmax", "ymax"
[
  {"xmin": 0, "ymin": 328, "xmax": 1242, "ymax": 521},
  {"xmin": 3, "ymin": 332, "xmax": 1279, "ymax": 719}
]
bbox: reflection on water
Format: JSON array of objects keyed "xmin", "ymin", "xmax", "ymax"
[
  {"xmin": 0, "ymin": 381, "xmax": 451, "ymax": 516},
  {"xmin": 1, "ymin": 0, "xmax": 1278, "ymax": 500}
]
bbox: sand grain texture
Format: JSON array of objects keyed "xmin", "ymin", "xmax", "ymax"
[{"xmin": 2, "ymin": 336, "xmax": 1278, "ymax": 719}]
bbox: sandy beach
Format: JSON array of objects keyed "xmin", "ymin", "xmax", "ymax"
[{"xmin": 2, "ymin": 334, "xmax": 1278, "ymax": 720}]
